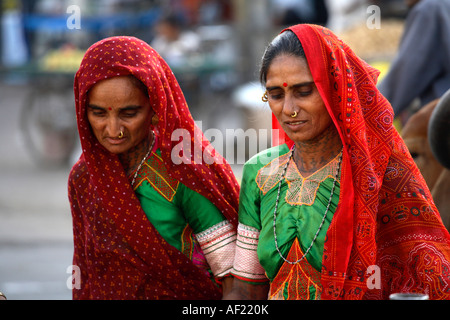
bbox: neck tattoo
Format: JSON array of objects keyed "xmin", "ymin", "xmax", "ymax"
[{"xmin": 130, "ymin": 130, "xmax": 155, "ymax": 187}]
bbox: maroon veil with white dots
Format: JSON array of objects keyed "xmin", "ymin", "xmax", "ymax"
[{"xmin": 68, "ymin": 36, "xmax": 239, "ymax": 299}]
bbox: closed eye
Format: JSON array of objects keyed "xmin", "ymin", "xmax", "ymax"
[
  {"xmin": 269, "ymin": 93, "xmax": 283, "ymax": 100},
  {"xmin": 267, "ymin": 88, "xmax": 284, "ymax": 100},
  {"xmin": 121, "ymin": 111, "xmax": 139, "ymax": 118},
  {"xmin": 294, "ymin": 83, "xmax": 314, "ymax": 97},
  {"xmin": 87, "ymin": 105, "xmax": 106, "ymax": 116},
  {"xmin": 120, "ymin": 106, "xmax": 141, "ymax": 118},
  {"xmin": 296, "ymin": 89, "xmax": 313, "ymax": 97}
]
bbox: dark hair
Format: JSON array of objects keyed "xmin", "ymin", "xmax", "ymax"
[
  {"xmin": 158, "ymin": 12, "xmax": 184, "ymax": 29},
  {"xmin": 86, "ymin": 75, "xmax": 149, "ymax": 100},
  {"xmin": 259, "ymin": 30, "xmax": 306, "ymax": 85},
  {"xmin": 127, "ymin": 75, "xmax": 149, "ymax": 98}
]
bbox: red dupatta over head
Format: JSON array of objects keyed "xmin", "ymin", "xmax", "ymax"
[
  {"xmin": 69, "ymin": 36, "xmax": 239, "ymax": 299},
  {"xmin": 272, "ymin": 24, "xmax": 450, "ymax": 299}
]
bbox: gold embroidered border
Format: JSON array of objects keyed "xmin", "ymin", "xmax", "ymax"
[
  {"xmin": 195, "ymin": 221, "xmax": 237, "ymax": 278},
  {"xmin": 256, "ymin": 151, "xmax": 342, "ymax": 206},
  {"xmin": 232, "ymin": 223, "xmax": 268, "ymax": 282},
  {"xmin": 133, "ymin": 152, "xmax": 179, "ymax": 202}
]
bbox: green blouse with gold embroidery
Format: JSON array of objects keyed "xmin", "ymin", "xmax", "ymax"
[
  {"xmin": 132, "ymin": 148, "xmax": 227, "ymax": 258},
  {"xmin": 234, "ymin": 144, "xmax": 341, "ymax": 299}
]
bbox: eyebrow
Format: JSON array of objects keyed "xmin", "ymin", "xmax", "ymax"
[
  {"xmin": 87, "ymin": 104, "xmax": 143, "ymax": 111},
  {"xmin": 266, "ymin": 81, "xmax": 315, "ymax": 91}
]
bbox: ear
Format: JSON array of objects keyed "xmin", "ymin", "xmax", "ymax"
[{"xmin": 151, "ymin": 113, "xmax": 159, "ymax": 126}]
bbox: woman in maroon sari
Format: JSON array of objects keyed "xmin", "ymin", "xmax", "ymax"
[{"xmin": 68, "ymin": 36, "xmax": 239, "ymax": 299}]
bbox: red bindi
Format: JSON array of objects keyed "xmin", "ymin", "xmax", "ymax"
[
  {"xmin": 283, "ymin": 82, "xmax": 288, "ymax": 87},
  {"xmin": 108, "ymin": 107, "xmax": 112, "ymax": 111}
]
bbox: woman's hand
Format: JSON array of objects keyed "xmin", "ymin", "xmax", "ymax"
[{"xmin": 222, "ymin": 278, "xmax": 269, "ymax": 300}]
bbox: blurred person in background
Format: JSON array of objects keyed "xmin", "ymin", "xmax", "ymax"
[
  {"xmin": 164, "ymin": 0, "xmax": 232, "ymax": 26},
  {"xmin": 68, "ymin": 36, "xmax": 239, "ymax": 299},
  {"xmin": 271, "ymin": 0, "xmax": 328, "ymax": 26},
  {"xmin": 378, "ymin": 0, "xmax": 450, "ymax": 120},
  {"xmin": 1, "ymin": 0, "xmax": 28, "ymax": 67},
  {"xmin": 150, "ymin": 13, "xmax": 201, "ymax": 67},
  {"xmin": 224, "ymin": 24, "xmax": 450, "ymax": 300}
]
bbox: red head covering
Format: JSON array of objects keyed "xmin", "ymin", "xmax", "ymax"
[
  {"xmin": 69, "ymin": 36, "xmax": 239, "ymax": 299},
  {"xmin": 272, "ymin": 24, "xmax": 450, "ymax": 299}
]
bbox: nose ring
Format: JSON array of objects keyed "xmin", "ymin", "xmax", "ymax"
[
  {"xmin": 118, "ymin": 130, "xmax": 124, "ymax": 139},
  {"xmin": 290, "ymin": 111, "xmax": 297, "ymax": 118}
]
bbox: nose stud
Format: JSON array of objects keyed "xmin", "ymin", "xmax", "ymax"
[
  {"xmin": 118, "ymin": 130, "xmax": 124, "ymax": 139},
  {"xmin": 290, "ymin": 111, "xmax": 298, "ymax": 118}
]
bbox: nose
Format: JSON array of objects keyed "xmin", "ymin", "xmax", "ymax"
[
  {"xmin": 105, "ymin": 117, "xmax": 122, "ymax": 138},
  {"xmin": 282, "ymin": 93, "xmax": 298, "ymax": 117}
]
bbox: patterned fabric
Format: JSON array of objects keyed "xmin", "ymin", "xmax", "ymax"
[
  {"xmin": 269, "ymin": 239, "xmax": 322, "ymax": 300},
  {"xmin": 133, "ymin": 146, "xmax": 179, "ymax": 202},
  {"xmin": 270, "ymin": 24, "xmax": 450, "ymax": 299},
  {"xmin": 133, "ymin": 147, "xmax": 236, "ymax": 280},
  {"xmin": 233, "ymin": 224, "xmax": 267, "ymax": 282},
  {"xmin": 195, "ymin": 220, "xmax": 237, "ymax": 278},
  {"xmin": 256, "ymin": 150, "xmax": 342, "ymax": 206},
  {"xmin": 232, "ymin": 144, "xmax": 340, "ymax": 299},
  {"xmin": 68, "ymin": 36, "xmax": 239, "ymax": 299}
]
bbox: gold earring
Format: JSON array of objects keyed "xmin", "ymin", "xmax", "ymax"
[
  {"xmin": 262, "ymin": 91, "xmax": 268, "ymax": 102},
  {"xmin": 151, "ymin": 114, "xmax": 159, "ymax": 126},
  {"xmin": 118, "ymin": 130, "xmax": 124, "ymax": 139},
  {"xmin": 290, "ymin": 111, "xmax": 298, "ymax": 118}
]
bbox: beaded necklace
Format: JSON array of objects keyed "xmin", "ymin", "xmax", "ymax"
[{"xmin": 273, "ymin": 145, "xmax": 343, "ymax": 265}]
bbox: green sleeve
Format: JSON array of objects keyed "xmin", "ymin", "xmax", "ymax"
[
  {"xmin": 239, "ymin": 144, "xmax": 289, "ymax": 230},
  {"xmin": 238, "ymin": 161, "xmax": 262, "ymax": 230},
  {"xmin": 176, "ymin": 183, "xmax": 226, "ymax": 234}
]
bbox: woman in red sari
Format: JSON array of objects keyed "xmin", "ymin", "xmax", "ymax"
[
  {"xmin": 226, "ymin": 24, "xmax": 450, "ymax": 300},
  {"xmin": 68, "ymin": 36, "xmax": 239, "ymax": 299}
]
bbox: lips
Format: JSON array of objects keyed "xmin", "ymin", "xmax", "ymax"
[
  {"xmin": 287, "ymin": 120, "xmax": 307, "ymax": 125},
  {"xmin": 285, "ymin": 119, "xmax": 308, "ymax": 129},
  {"xmin": 105, "ymin": 137, "xmax": 126, "ymax": 145}
]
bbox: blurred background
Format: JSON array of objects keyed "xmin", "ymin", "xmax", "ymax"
[{"xmin": 0, "ymin": 0, "xmax": 410, "ymax": 299}]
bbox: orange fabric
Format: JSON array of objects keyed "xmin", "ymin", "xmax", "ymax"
[
  {"xmin": 272, "ymin": 24, "xmax": 450, "ymax": 299},
  {"xmin": 270, "ymin": 239, "xmax": 322, "ymax": 300},
  {"xmin": 69, "ymin": 36, "xmax": 239, "ymax": 299}
]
